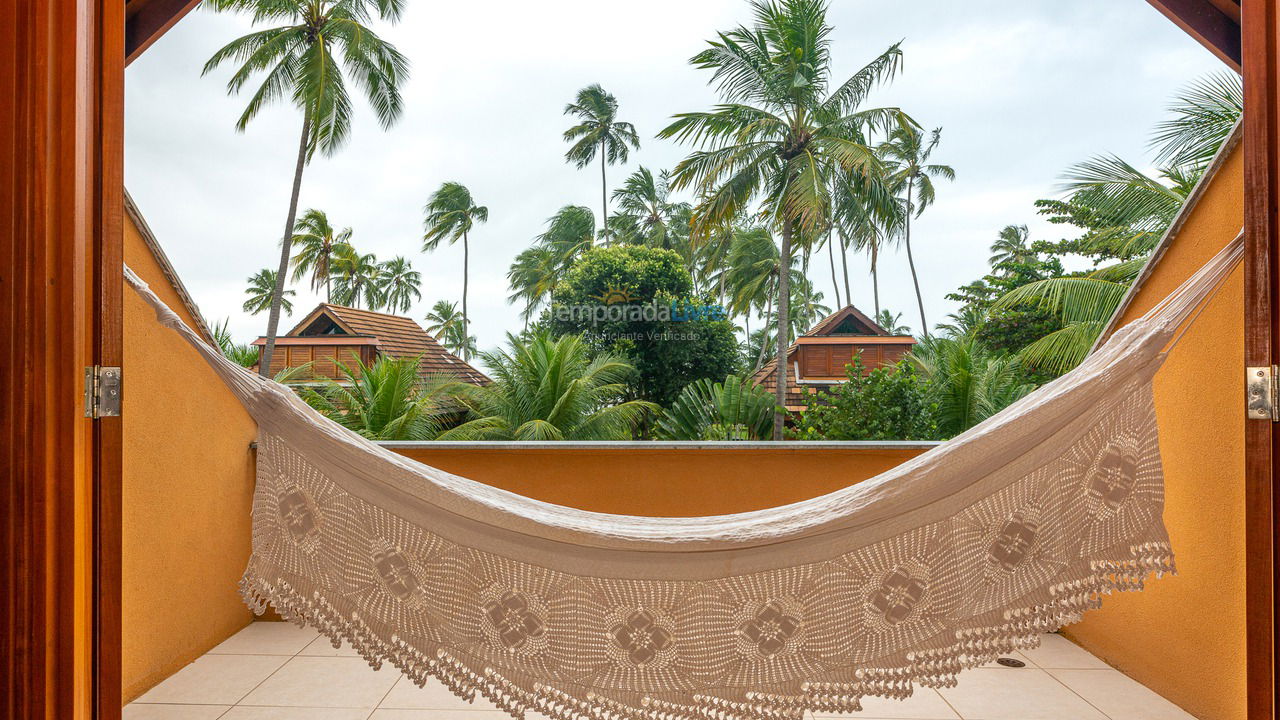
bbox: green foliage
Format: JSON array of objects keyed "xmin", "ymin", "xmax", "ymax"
[
  {"xmin": 203, "ymin": 0, "xmax": 409, "ymax": 158},
  {"xmin": 289, "ymin": 208, "xmax": 353, "ymax": 302},
  {"xmin": 243, "ymin": 268, "xmax": 294, "ymax": 315},
  {"xmin": 440, "ymin": 332, "xmax": 656, "ymax": 441},
  {"xmin": 508, "ymin": 205, "xmax": 598, "ymax": 322},
  {"xmin": 329, "ymin": 245, "xmax": 382, "ymax": 309},
  {"xmin": 212, "ymin": 318, "xmax": 259, "ymax": 367},
  {"xmin": 424, "ymin": 300, "xmax": 476, "ymax": 357},
  {"xmin": 378, "ymin": 256, "xmax": 422, "ymax": 313},
  {"xmin": 301, "ymin": 355, "xmax": 461, "ymax": 441},
  {"xmin": 656, "ymin": 374, "xmax": 776, "ymax": 440},
  {"xmin": 791, "ymin": 358, "xmax": 939, "ymax": 441},
  {"xmin": 545, "ymin": 245, "xmax": 740, "ymax": 407},
  {"xmin": 945, "ymin": 225, "xmax": 1065, "ymax": 358},
  {"xmin": 908, "ymin": 335, "xmax": 1035, "ymax": 437}
]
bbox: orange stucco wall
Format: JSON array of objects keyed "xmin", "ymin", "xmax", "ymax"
[
  {"xmin": 388, "ymin": 444, "xmax": 932, "ymax": 516},
  {"xmin": 1062, "ymin": 140, "xmax": 1245, "ymax": 720},
  {"xmin": 122, "ymin": 216, "xmax": 259, "ymax": 702}
]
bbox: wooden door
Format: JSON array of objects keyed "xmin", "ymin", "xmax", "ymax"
[
  {"xmin": 1242, "ymin": 1, "xmax": 1278, "ymax": 716},
  {"xmin": 0, "ymin": 0, "xmax": 123, "ymax": 718}
]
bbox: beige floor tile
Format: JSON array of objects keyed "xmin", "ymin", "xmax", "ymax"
[
  {"xmin": 123, "ymin": 704, "xmax": 230, "ymax": 719},
  {"xmin": 134, "ymin": 655, "xmax": 290, "ymax": 705},
  {"xmin": 1049, "ymin": 669, "xmax": 1197, "ymax": 720},
  {"xmin": 239, "ymin": 656, "xmax": 398, "ymax": 709},
  {"xmin": 1019, "ymin": 635, "xmax": 1109, "ymax": 670},
  {"xmin": 208, "ymin": 622, "xmax": 319, "ymax": 656},
  {"xmin": 220, "ymin": 707, "xmax": 371, "ymax": 719},
  {"xmin": 937, "ymin": 668, "xmax": 1108, "ymax": 720},
  {"xmin": 977, "ymin": 651, "xmax": 1032, "ymax": 669},
  {"xmin": 379, "ymin": 676, "xmax": 499, "ymax": 710},
  {"xmin": 299, "ymin": 635, "xmax": 362, "ymax": 657},
  {"xmin": 814, "ymin": 687, "xmax": 959, "ymax": 719},
  {"xmin": 368, "ymin": 707, "xmax": 512, "ymax": 712}
]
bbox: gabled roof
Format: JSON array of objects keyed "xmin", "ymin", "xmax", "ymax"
[
  {"xmin": 276, "ymin": 304, "xmax": 490, "ymax": 385},
  {"xmin": 750, "ymin": 305, "xmax": 915, "ymax": 409},
  {"xmin": 802, "ymin": 305, "xmax": 891, "ymax": 337}
]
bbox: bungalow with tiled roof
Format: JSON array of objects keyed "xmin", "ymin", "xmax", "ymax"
[
  {"xmin": 751, "ymin": 305, "xmax": 916, "ymax": 412},
  {"xmin": 253, "ymin": 304, "xmax": 490, "ymax": 385}
]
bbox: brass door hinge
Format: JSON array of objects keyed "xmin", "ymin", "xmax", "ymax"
[
  {"xmin": 1246, "ymin": 366, "xmax": 1277, "ymax": 421},
  {"xmin": 84, "ymin": 366, "xmax": 121, "ymax": 418}
]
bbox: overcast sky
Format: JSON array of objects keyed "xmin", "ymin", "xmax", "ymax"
[{"xmin": 124, "ymin": 0, "xmax": 1224, "ymax": 350}]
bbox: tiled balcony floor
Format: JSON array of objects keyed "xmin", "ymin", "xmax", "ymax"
[{"xmin": 125, "ymin": 622, "xmax": 1197, "ymax": 720}]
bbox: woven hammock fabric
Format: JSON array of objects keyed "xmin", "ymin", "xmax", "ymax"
[{"xmin": 125, "ymin": 233, "xmax": 1240, "ymax": 720}]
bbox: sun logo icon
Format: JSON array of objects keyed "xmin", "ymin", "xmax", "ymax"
[{"xmin": 593, "ymin": 284, "xmax": 637, "ymax": 305}]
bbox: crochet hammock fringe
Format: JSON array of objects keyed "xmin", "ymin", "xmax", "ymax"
[
  {"xmin": 241, "ymin": 543, "xmax": 1174, "ymax": 720},
  {"xmin": 125, "ymin": 231, "xmax": 1239, "ymax": 720}
]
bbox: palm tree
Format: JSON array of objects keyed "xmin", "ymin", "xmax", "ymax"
[
  {"xmin": 378, "ymin": 256, "xmax": 422, "ymax": 313},
  {"xmin": 507, "ymin": 205, "xmax": 598, "ymax": 322},
  {"xmin": 329, "ymin": 246, "xmax": 381, "ymax": 309},
  {"xmin": 908, "ymin": 335, "xmax": 1034, "ymax": 436},
  {"xmin": 439, "ymin": 332, "xmax": 656, "ymax": 440},
  {"xmin": 563, "ymin": 84, "xmax": 641, "ymax": 234},
  {"xmin": 1150, "ymin": 71, "xmax": 1242, "ymax": 176},
  {"xmin": 610, "ymin": 167, "xmax": 692, "ymax": 253},
  {"xmin": 656, "ymin": 374, "xmax": 775, "ymax": 440},
  {"xmin": 874, "ymin": 308, "xmax": 910, "ymax": 335},
  {"xmin": 660, "ymin": 0, "xmax": 909, "ymax": 438},
  {"xmin": 880, "ymin": 125, "xmax": 955, "ymax": 337},
  {"xmin": 204, "ymin": 0, "xmax": 408, "ymax": 377},
  {"xmin": 423, "ymin": 182, "xmax": 488, "ymax": 358},
  {"xmin": 243, "ymin": 268, "xmax": 295, "ymax": 315},
  {"xmin": 301, "ymin": 355, "xmax": 461, "ymax": 441},
  {"xmin": 212, "ymin": 318, "xmax": 260, "ymax": 367},
  {"xmin": 988, "ymin": 224, "xmax": 1034, "ymax": 269},
  {"xmin": 289, "ymin": 208, "xmax": 352, "ymax": 302},
  {"xmin": 424, "ymin": 300, "xmax": 476, "ymax": 357}
]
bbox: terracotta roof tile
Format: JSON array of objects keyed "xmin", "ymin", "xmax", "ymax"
[{"xmin": 290, "ymin": 304, "xmax": 490, "ymax": 385}]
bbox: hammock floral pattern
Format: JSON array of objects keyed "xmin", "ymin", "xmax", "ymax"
[{"xmin": 125, "ymin": 233, "xmax": 1239, "ymax": 720}]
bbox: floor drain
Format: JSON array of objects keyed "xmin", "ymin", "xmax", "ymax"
[{"xmin": 996, "ymin": 657, "xmax": 1026, "ymax": 668}]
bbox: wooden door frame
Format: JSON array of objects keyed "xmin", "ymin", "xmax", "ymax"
[
  {"xmin": 1243, "ymin": 2, "xmax": 1279, "ymax": 718},
  {"xmin": 1, "ymin": 0, "xmax": 123, "ymax": 718}
]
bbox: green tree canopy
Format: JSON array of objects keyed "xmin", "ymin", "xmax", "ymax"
[{"xmin": 544, "ymin": 245, "xmax": 741, "ymax": 408}]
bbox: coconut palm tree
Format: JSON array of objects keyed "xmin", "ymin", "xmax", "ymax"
[
  {"xmin": 243, "ymin": 268, "xmax": 295, "ymax": 315},
  {"xmin": 289, "ymin": 208, "xmax": 352, "ymax": 302},
  {"xmin": 1150, "ymin": 71, "xmax": 1242, "ymax": 176},
  {"xmin": 423, "ymin": 182, "xmax": 488, "ymax": 358},
  {"xmin": 329, "ymin": 247, "xmax": 381, "ymax": 309},
  {"xmin": 424, "ymin": 300, "xmax": 477, "ymax": 357},
  {"xmin": 874, "ymin": 308, "xmax": 911, "ymax": 335},
  {"xmin": 880, "ymin": 125, "xmax": 955, "ymax": 337},
  {"xmin": 212, "ymin": 318, "xmax": 260, "ymax": 367},
  {"xmin": 204, "ymin": 0, "xmax": 409, "ymax": 377},
  {"xmin": 507, "ymin": 205, "xmax": 598, "ymax": 322},
  {"xmin": 988, "ymin": 224, "xmax": 1034, "ymax": 270},
  {"xmin": 610, "ymin": 167, "xmax": 692, "ymax": 253},
  {"xmin": 439, "ymin": 332, "xmax": 656, "ymax": 441},
  {"xmin": 301, "ymin": 355, "xmax": 462, "ymax": 441},
  {"xmin": 378, "ymin": 256, "xmax": 422, "ymax": 313},
  {"xmin": 660, "ymin": 0, "xmax": 909, "ymax": 438},
  {"xmin": 563, "ymin": 84, "xmax": 641, "ymax": 234}
]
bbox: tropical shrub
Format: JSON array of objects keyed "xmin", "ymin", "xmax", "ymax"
[
  {"xmin": 440, "ymin": 332, "xmax": 656, "ymax": 441},
  {"xmin": 545, "ymin": 245, "xmax": 740, "ymax": 407},
  {"xmin": 301, "ymin": 355, "xmax": 461, "ymax": 441},
  {"xmin": 791, "ymin": 358, "xmax": 939, "ymax": 441},
  {"xmin": 656, "ymin": 375, "xmax": 775, "ymax": 440},
  {"xmin": 213, "ymin": 318, "xmax": 259, "ymax": 368},
  {"xmin": 908, "ymin": 336, "xmax": 1035, "ymax": 437}
]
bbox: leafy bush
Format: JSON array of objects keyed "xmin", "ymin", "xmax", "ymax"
[
  {"xmin": 791, "ymin": 358, "xmax": 940, "ymax": 441},
  {"xmin": 545, "ymin": 245, "xmax": 740, "ymax": 407},
  {"xmin": 656, "ymin": 374, "xmax": 775, "ymax": 440}
]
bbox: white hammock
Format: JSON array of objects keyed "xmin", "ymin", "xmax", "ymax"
[{"xmin": 125, "ymin": 232, "xmax": 1241, "ymax": 720}]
